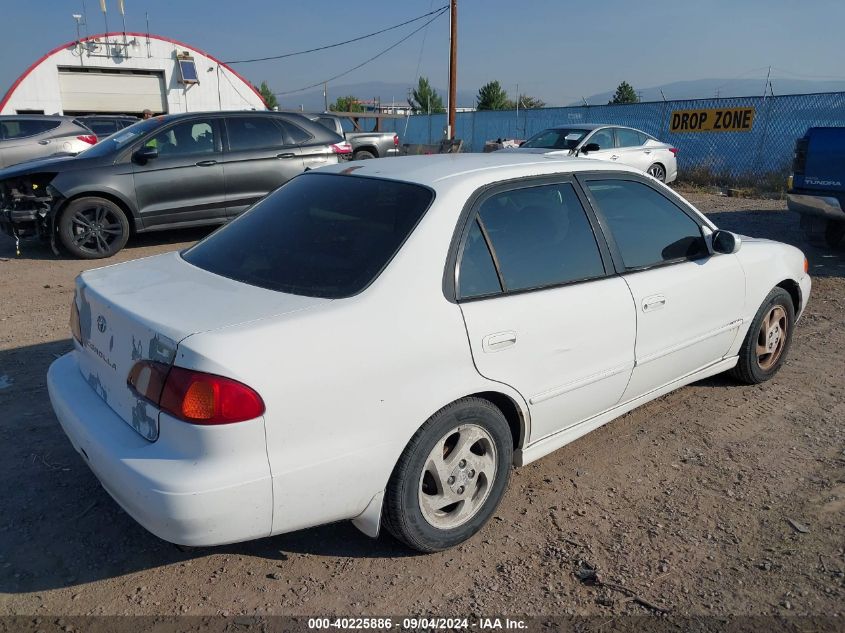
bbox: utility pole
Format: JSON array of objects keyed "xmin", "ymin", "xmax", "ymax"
[
  {"xmin": 323, "ymin": 82, "xmax": 328, "ymax": 112},
  {"xmin": 447, "ymin": 0, "xmax": 457, "ymax": 140}
]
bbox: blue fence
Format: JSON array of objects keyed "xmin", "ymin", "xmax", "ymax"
[{"xmin": 377, "ymin": 92, "xmax": 845, "ymax": 184}]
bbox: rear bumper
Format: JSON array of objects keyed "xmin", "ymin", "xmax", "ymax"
[
  {"xmin": 787, "ymin": 193, "xmax": 845, "ymax": 220},
  {"xmin": 47, "ymin": 352, "xmax": 274, "ymax": 546}
]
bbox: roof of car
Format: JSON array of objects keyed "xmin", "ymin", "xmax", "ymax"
[
  {"xmin": 315, "ymin": 152, "xmax": 638, "ymax": 187},
  {"xmin": 0, "ymin": 114, "xmax": 74, "ymax": 121}
]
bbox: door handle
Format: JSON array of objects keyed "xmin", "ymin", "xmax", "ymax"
[
  {"xmin": 276, "ymin": 153, "xmax": 296, "ymax": 159},
  {"xmin": 642, "ymin": 294, "xmax": 667, "ymax": 312},
  {"xmin": 610, "ymin": 154, "xmax": 619, "ymax": 160},
  {"xmin": 482, "ymin": 331, "xmax": 517, "ymax": 353},
  {"xmin": 195, "ymin": 160, "xmax": 218, "ymax": 166},
  {"xmin": 643, "ymin": 149, "xmax": 652, "ymax": 154},
  {"xmin": 39, "ymin": 140, "xmax": 51, "ymax": 145}
]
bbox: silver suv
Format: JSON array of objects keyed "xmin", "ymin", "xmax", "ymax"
[{"xmin": 0, "ymin": 116, "xmax": 97, "ymax": 168}]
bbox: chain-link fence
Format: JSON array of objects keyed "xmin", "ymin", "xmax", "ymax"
[{"xmin": 380, "ymin": 92, "xmax": 845, "ymax": 188}]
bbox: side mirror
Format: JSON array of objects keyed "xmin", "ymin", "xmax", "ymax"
[
  {"xmin": 133, "ymin": 146, "xmax": 158, "ymax": 164},
  {"xmin": 712, "ymin": 229, "xmax": 741, "ymax": 254},
  {"xmin": 581, "ymin": 142, "xmax": 601, "ymax": 154}
]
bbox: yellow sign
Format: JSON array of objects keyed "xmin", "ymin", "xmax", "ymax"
[{"xmin": 670, "ymin": 107, "xmax": 755, "ymax": 132}]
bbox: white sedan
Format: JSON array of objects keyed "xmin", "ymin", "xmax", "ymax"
[
  {"xmin": 48, "ymin": 153, "xmax": 810, "ymax": 552},
  {"xmin": 504, "ymin": 124, "xmax": 679, "ymax": 183}
]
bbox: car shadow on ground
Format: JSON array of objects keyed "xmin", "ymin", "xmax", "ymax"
[
  {"xmin": 0, "ymin": 340, "xmax": 414, "ymax": 595},
  {"xmin": 706, "ymin": 209, "xmax": 845, "ymax": 278},
  {"xmin": 0, "ymin": 226, "xmax": 216, "ymax": 261}
]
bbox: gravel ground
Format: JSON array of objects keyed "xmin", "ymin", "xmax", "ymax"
[{"xmin": 0, "ymin": 192, "xmax": 843, "ymax": 622}]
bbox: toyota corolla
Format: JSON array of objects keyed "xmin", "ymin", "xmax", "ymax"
[{"xmin": 48, "ymin": 153, "xmax": 810, "ymax": 552}]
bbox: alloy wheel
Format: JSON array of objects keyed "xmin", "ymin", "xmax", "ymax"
[
  {"xmin": 648, "ymin": 164, "xmax": 666, "ymax": 182},
  {"xmin": 70, "ymin": 205, "xmax": 124, "ymax": 255},
  {"xmin": 418, "ymin": 424, "xmax": 497, "ymax": 530},
  {"xmin": 756, "ymin": 305, "xmax": 788, "ymax": 370}
]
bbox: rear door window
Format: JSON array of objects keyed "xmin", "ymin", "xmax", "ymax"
[
  {"xmin": 460, "ymin": 182, "xmax": 606, "ymax": 294},
  {"xmin": 615, "ymin": 128, "xmax": 645, "ymax": 148},
  {"xmin": 585, "ymin": 179, "xmax": 708, "ymax": 269},
  {"xmin": 183, "ymin": 174, "xmax": 434, "ymax": 298},
  {"xmin": 226, "ymin": 116, "xmax": 286, "ymax": 151}
]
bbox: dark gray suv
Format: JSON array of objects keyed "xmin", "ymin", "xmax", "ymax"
[{"xmin": 0, "ymin": 111, "xmax": 347, "ymax": 258}]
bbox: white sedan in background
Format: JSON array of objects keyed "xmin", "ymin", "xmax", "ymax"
[
  {"xmin": 504, "ymin": 124, "xmax": 679, "ymax": 183},
  {"xmin": 48, "ymin": 153, "xmax": 809, "ymax": 552}
]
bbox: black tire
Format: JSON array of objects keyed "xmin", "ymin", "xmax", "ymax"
[
  {"xmin": 58, "ymin": 196, "xmax": 130, "ymax": 259},
  {"xmin": 729, "ymin": 287, "xmax": 795, "ymax": 384},
  {"xmin": 353, "ymin": 149, "xmax": 376, "ymax": 160},
  {"xmin": 647, "ymin": 162, "xmax": 667, "ymax": 182},
  {"xmin": 824, "ymin": 219, "xmax": 845, "ymax": 248},
  {"xmin": 382, "ymin": 397, "xmax": 512, "ymax": 552}
]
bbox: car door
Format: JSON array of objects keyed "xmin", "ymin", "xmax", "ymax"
[
  {"xmin": 0, "ymin": 118, "xmax": 61, "ymax": 167},
  {"xmin": 131, "ymin": 117, "xmax": 226, "ymax": 227},
  {"xmin": 222, "ymin": 115, "xmax": 305, "ymax": 217},
  {"xmin": 613, "ymin": 128, "xmax": 653, "ymax": 172},
  {"xmin": 456, "ymin": 178, "xmax": 637, "ymax": 443},
  {"xmin": 578, "ymin": 127, "xmax": 616, "ymax": 162},
  {"xmin": 579, "ymin": 174, "xmax": 746, "ymax": 400}
]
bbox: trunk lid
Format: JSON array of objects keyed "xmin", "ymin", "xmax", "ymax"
[{"xmin": 74, "ymin": 251, "xmax": 328, "ymax": 440}]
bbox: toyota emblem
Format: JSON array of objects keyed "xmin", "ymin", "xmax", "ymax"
[{"xmin": 97, "ymin": 315, "xmax": 107, "ymax": 333}]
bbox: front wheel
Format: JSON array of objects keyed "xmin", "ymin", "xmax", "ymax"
[
  {"xmin": 647, "ymin": 162, "xmax": 667, "ymax": 182},
  {"xmin": 58, "ymin": 197, "xmax": 129, "ymax": 259},
  {"xmin": 729, "ymin": 287, "xmax": 795, "ymax": 384},
  {"xmin": 382, "ymin": 398, "xmax": 512, "ymax": 552}
]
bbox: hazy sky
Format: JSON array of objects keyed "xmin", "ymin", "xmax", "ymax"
[{"xmin": 2, "ymin": 0, "xmax": 844, "ymax": 106}]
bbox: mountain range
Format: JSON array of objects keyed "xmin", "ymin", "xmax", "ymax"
[{"xmin": 273, "ymin": 78, "xmax": 845, "ymax": 112}]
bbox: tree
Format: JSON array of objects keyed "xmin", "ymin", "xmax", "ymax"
[
  {"xmin": 330, "ymin": 95, "xmax": 363, "ymax": 113},
  {"xmin": 608, "ymin": 81, "xmax": 639, "ymax": 105},
  {"xmin": 476, "ymin": 80, "xmax": 510, "ymax": 110},
  {"xmin": 409, "ymin": 76, "xmax": 445, "ymax": 114},
  {"xmin": 258, "ymin": 81, "xmax": 278, "ymax": 110},
  {"xmin": 509, "ymin": 94, "xmax": 546, "ymax": 110}
]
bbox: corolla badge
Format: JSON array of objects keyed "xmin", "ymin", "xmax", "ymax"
[{"xmin": 97, "ymin": 315, "xmax": 107, "ymax": 333}]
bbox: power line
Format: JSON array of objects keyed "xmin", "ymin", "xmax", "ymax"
[
  {"xmin": 273, "ymin": 7, "xmax": 448, "ymax": 97},
  {"xmin": 224, "ymin": 5, "xmax": 448, "ymax": 64}
]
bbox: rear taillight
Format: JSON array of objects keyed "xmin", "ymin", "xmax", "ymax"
[
  {"xmin": 70, "ymin": 299, "xmax": 82, "ymax": 343},
  {"xmin": 128, "ymin": 362, "xmax": 265, "ymax": 425},
  {"xmin": 393, "ymin": 134, "xmax": 399, "ymax": 147},
  {"xmin": 331, "ymin": 141, "xmax": 352, "ymax": 155},
  {"xmin": 77, "ymin": 134, "xmax": 98, "ymax": 145},
  {"xmin": 668, "ymin": 147, "xmax": 678, "ymax": 156}
]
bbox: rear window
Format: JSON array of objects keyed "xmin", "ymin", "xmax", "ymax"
[{"xmin": 183, "ymin": 173, "xmax": 434, "ymax": 298}]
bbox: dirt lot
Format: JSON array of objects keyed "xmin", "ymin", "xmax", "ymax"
[{"xmin": 0, "ymin": 192, "xmax": 843, "ymax": 622}]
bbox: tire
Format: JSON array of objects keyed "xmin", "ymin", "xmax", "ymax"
[
  {"xmin": 353, "ymin": 149, "xmax": 376, "ymax": 160},
  {"xmin": 647, "ymin": 163, "xmax": 667, "ymax": 182},
  {"xmin": 382, "ymin": 397, "xmax": 513, "ymax": 552},
  {"xmin": 58, "ymin": 197, "xmax": 130, "ymax": 259},
  {"xmin": 729, "ymin": 287, "xmax": 795, "ymax": 384},
  {"xmin": 824, "ymin": 219, "xmax": 845, "ymax": 248}
]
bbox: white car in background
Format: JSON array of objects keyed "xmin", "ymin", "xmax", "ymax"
[
  {"xmin": 505, "ymin": 124, "xmax": 678, "ymax": 183},
  {"xmin": 48, "ymin": 154, "xmax": 808, "ymax": 553}
]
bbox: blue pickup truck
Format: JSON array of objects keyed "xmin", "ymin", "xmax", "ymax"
[{"xmin": 787, "ymin": 127, "xmax": 845, "ymax": 247}]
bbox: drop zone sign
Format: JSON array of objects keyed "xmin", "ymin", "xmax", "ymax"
[{"xmin": 670, "ymin": 107, "xmax": 756, "ymax": 132}]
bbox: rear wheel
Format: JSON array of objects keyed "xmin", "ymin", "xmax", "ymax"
[
  {"xmin": 824, "ymin": 219, "xmax": 845, "ymax": 247},
  {"xmin": 729, "ymin": 287, "xmax": 794, "ymax": 384},
  {"xmin": 382, "ymin": 398, "xmax": 512, "ymax": 552},
  {"xmin": 353, "ymin": 149, "xmax": 376, "ymax": 160},
  {"xmin": 647, "ymin": 163, "xmax": 666, "ymax": 182},
  {"xmin": 58, "ymin": 196, "xmax": 129, "ymax": 259}
]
